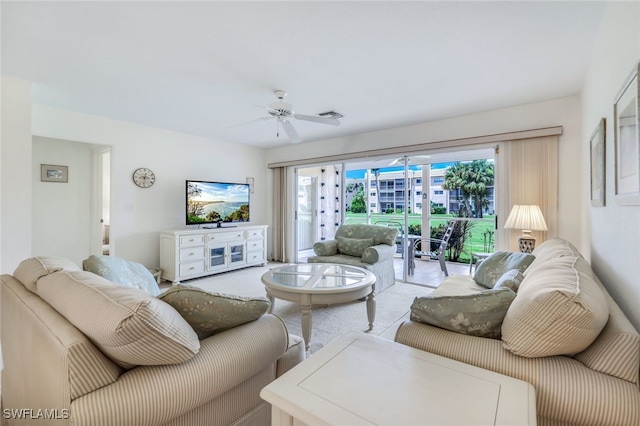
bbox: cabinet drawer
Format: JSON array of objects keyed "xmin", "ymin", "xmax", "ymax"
[
  {"xmin": 246, "ymin": 240, "xmax": 263, "ymax": 252},
  {"xmin": 179, "ymin": 246, "xmax": 205, "ymax": 262},
  {"xmin": 246, "ymin": 251, "xmax": 265, "ymax": 263},
  {"xmin": 208, "ymin": 231, "xmax": 244, "ymax": 242},
  {"xmin": 179, "ymin": 260, "xmax": 206, "ymax": 277},
  {"xmin": 180, "ymin": 234, "xmax": 204, "ymax": 247},
  {"xmin": 246, "ymin": 229, "xmax": 264, "ymax": 239}
]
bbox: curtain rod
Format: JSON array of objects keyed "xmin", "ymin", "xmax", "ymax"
[{"xmin": 267, "ymin": 126, "xmax": 563, "ymax": 169}]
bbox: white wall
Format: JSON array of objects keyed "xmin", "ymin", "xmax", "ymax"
[
  {"xmin": 267, "ymin": 95, "xmax": 583, "ymax": 249},
  {"xmin": 0, "ymin": 97, "xmax": 269, "ymax": 272},
  {"xmin": 1, "ymin": 76, "xmax": 32, "ymax": 273},
  {"xmin": 32, "ymin": 137, "xmax": 93, "ymax": 265},
  {"xmin": 30, "ymin": 105, "xmax": 268, "ymax": 269},
  {"xmin": 581, "ymin": 1, "xmax": 640, "ymax": 331}
]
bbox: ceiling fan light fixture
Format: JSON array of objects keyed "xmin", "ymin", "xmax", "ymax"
[
  {"xmin": 273, "ymin": 89, "xmax": 288, "ymax": 100},
  {"xmin": 233, "ymin": 90, "xmax": 341, "ymax": 144}
]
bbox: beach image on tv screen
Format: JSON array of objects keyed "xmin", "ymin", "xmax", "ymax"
[{"xmin": 187, "ymin": 181, "xmax": 249, "ymax": 224}]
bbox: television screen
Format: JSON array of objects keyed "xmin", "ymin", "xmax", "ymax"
[{"xmin": 186, "ymin": 180, "xmax": 250, "ymax": 225}]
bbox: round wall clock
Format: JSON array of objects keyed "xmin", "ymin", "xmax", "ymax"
[{"xmin": 132, "ymin": 168, "xmax": 156, "ymax": 188}]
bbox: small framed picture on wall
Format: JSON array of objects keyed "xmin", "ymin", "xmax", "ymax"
[{"xmin": 40, "ymin": 164, "xmax": 68, "ymax": 183}]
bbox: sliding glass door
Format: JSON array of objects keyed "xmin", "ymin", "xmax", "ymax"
[
  {"xmin": 293, "ymin": 147, "xmax": 496, "ymax": 287},
  {"xmin": 296, "ymin": 175, "xmax": 317, "ymax": 255}
]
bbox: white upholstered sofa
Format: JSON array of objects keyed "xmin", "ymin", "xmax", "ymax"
[
  {"xmin": 1, "ymin": 257, "xmax": 305, "ymax": 425},
  {"xmin": 394, "ymin": 238, "xmax": 640, "ymax": 426}
]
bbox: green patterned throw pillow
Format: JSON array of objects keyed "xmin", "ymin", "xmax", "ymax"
[
  {"xmin": 410, "ymin": 288, "xmax": 517, "ymax": 339},
  {"xmin": 336, "ymin": 236, "xmax": 374, "ymax": 257},
  {"xmin": 493, "ymin": 269, "xmax": 525, "ymax": 293},
  {"xmin": 159, "ymin": 285, "xmax": 271, "ymax": 340},
  {"xmin": 473, "ymin": 251, "xmax": 535, "ymax": 288}
]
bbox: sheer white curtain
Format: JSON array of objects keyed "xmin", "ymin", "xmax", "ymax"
[{"xmin": 496, "ymin": 136, "xmax": 558, "ymax": 251}]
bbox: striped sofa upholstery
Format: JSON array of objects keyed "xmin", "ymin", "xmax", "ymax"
[
  {"xmin": 1, "ymin": 264, "xmax": 305, "ymax": 425},
  {"xmin": 395, "ymin": 238, "xmax": 640, "ymax": 426}
]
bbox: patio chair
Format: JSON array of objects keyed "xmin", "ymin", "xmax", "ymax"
[{"xmin": 412, "ymin": 220, "xmax": 456, "ymax": 277}]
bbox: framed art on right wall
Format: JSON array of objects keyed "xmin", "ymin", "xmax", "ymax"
[
  {"xmin": 590, "ymin": 118, "xmax": 606, "ymax": 207},
  {"xmin": 614, "ymin": 61, "xmax": 640, "ymax": 205}
]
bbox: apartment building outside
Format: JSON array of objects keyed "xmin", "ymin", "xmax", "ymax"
[{"xmin": 346, "ymin": 164, "xmax": 495, "ymax": 216}]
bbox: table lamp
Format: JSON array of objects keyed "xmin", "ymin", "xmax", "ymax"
[{"xmin": 504, "ymin": 204, "xmax": 548, "ymax": 253}]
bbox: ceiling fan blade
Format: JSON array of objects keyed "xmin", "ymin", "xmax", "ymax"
[
  {"xmin": 293, "ymin": 114, "xmax": 341, "ymax": 126},
  {"xmin": 226, "ymin": 116, "xmax": 274, "ymax": 129},
  {"xmin": 281, "ymin": 120, "xmax": 302, "ymax": 144}
]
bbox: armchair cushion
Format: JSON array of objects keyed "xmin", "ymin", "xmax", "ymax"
[
  {"xmin": 313, "ymin": 240, "xmax": 338, "ymax": 256},
  {"xmin": 362, "ymin": 244, "xmax": 397, "ymax": 264},
  {"xmin": 336, "ymin": 224, "xmax": 398, "ymax": 246},
  {"xmin": 336, "ymin": 236, "xmax": 374, "ymax": 257},
  {"xmin": 159, "ymin": 285, "xmax": 271, "ymax": 340}
]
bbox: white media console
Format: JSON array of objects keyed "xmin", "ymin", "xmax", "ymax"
[{"xmin": 160, "ymin": 225, "xmax": 268, "ymax": 284}]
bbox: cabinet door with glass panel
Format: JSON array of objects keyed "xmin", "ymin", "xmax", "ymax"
[{"xmin": 208, "ymin": 241, "xmax": 246, "ymax": 271}]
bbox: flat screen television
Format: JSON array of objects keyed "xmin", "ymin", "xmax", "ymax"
[{"xmin": 186, "ymin": 180, "xmax": 250, "ymax": 226}]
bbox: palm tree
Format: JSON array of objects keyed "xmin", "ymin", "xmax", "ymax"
[{"xmin": 442, "ymin": 160, "xmax": 494, "ymax": 218}]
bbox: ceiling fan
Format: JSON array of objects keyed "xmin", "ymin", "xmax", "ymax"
[{"xmin": 230, "ymin": 90, "xmax": 341, "ymax": 144}]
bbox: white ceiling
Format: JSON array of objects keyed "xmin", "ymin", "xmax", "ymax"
[{"xmin": 1, "ymin": 1, "xmax": 605, "ymax": 149}]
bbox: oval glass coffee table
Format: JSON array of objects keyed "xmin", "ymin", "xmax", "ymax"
[{"xmin": 261, "ymin": 264, "xmax": 377, "ymax": 351}]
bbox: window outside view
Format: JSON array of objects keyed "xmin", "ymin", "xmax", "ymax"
[{"xmin": 344, "ymin": 160, "xmax": 495, "ymax": 265}]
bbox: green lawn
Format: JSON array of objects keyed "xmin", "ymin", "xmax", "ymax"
[{"xmin": 345, "ymin": 212, "xmax": 495, "ymax": 263}]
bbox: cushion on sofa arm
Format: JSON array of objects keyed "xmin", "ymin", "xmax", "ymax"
[
  {"xmin": 574, "ymin": 274, "xmax": 640, "ymax": 385},
  {"xmin": 159, "ymin": 285, "xmax": 271, "ymax": 340},
  {"xmin": 83, "ymin": 254, "xmax": 160, "ymax": 296},
  {"xmin": 473, "ymin": 251, "xmax": 535, "ymax": 288},
  {"xmin": 410, "ymin": 287, "xmax": 516, "ymax": 339},
  {"xmin": 13, "ymin": 256, "xmax": 81, "ymax": 293},
  {"xmin": 361, "ymin": 243, "xmax": 396, "ymax": 264},
  {"xmin": 501, "ymin": 256, "xmax": 609, "ymax": 358},
  {"xmin": 336, "ymin": 236, "xmax": 374, "ymax": 257},
  {"xmin": 38, "ymin": 271, "xmax": 200, "ymax": 368},
  {"xmin": 313, "ymin": 239, "xmax": 338, "ymax": 256}
]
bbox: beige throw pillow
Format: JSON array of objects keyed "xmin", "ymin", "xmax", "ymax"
[
  {"xmin": 38, "ymin": 271, "xmax": 200, "ymax": 367},
  {"xmin": 501, "ymin": 256, "xmax": 609, "ymax": 357}
]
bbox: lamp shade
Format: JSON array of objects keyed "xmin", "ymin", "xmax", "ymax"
[{"xmin": 504, "ymin": 205, "xmax": 548, "ymax": 232}]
